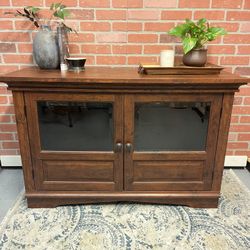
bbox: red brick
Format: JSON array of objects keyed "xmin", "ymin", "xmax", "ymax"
[
  {"xmin": 233, "ymin": 97, "xmax": 243, "ymax": 105},
  {"xmin": 238, "ymin": 85, "xmax": 250, "ymax": 96},
  {"xmin": 227, "ymin": 142, "xmax": 248, "ymax": 149},
  {"xmin": 0, "ymin": 32, "xmax": 30, "ymax": 42},
  {"xmin": 8, "ymin": 96, "xmax": 13, "ymax": 105},
  {"xmin": 17, "ymin": 43, "xmax": 33, "ymax": 53},
  {"xmin": 162, "ymin": 11, "xmax": 192, "ymax": 20},
  {"xmin": 113, "ymin": 22, "xmax": 142, "ymax": 32},
  {"xmin": 3, "ymin": 54, "xmax": 33, "ymax": 64},
  {"xmin": 240, "ymin": 23, "xmax": 250, "ymax": 32},
  {"xmin": 96, "ymin": 56, "xmax": 126, "ymax": 65},
  {"xmin": 82, "ymin": 45, "xmax": 111, "ymax": 54},
  {"xmin": 96, "ymin": 10, "xmax": 126, "ymax": 20},
  {"xmin": 237, "ymin": 46, "xmax": 250, "ymax": 54},
  {"xmin": 70, "ymin": 9, "xmax": 94, "ymax": 20},
  {"xmin": 240, "ymin": 116, "xmax": 250, "ymax": 123},
  {"xmin": 128, "ymin": 56, "xmax": 158, "ymax": 65},
  {"xmin": 179, "ymin": 0, "xmax": 209, "ymax": 8},
  {"xmin": 112, "ymin": 0, "xmax": 143, "ymax": 8},
  {"xmin": 46, "ymin": 0, "xmax": 78, "ymax": 7},
  {"xmin": 145, "ymin": 0, "xmax": 177, "ymax": 8},
  {"xmin": 228, "ymin": 133, "xmax": 238, "ymax": 141},
  {"xmin": 83, "ymin": 56, "xmax": 95, "ymax": 65},
  {"xmin": 212, "ymin": 0, "xmax": 243, "ymax": 8},
  {"xmin": 160, "ymin": 34, "xmax": 180, "ymax": 43},
  {"xmin": 68, "ymin": 33, "xmax": 94, "ymax": 43},
  {"xmin": 68, "ymin": 44, "xmax": 80, "ymax": 54},
  {"xmin": 210, "ymin": 22, "xmax": 239, "ymax": 32},
  {"xmin": 144, "ymin": 45, "xmax": 174, "ymax": 54},
  {"xmin": 128, "ymin": 10, "xmax": 160, "ymax": 20},
  {"xmin": 226, "ymin": 150, "xmax": 234, "ymax": 155},
  {"xmin": 230, "ymin": 124, "xmax": 250, "ymax": 132},
  {"xmin": 243, "ymin": 97, "xmax": 250, "ymax": 105},
  {"xmin": 0, "ymin": 0, "xmax": 10, "ymax": 6},
  {"xmin": 0, "ymin": 43, "xmax": 16, "ymax": 53},
  {"xmin": 0, "ymin": 149, "xmax": 18, "ymax": 155},
  {"xmin": 0, "ymin": 66, "xmax": 19, "ymax": 74},
  {"xmin": 208, "ymin": 45, "xmax": 235, "ymax": 54},
  {"xmin": 2, "ymin": 141, "xmax": 20, "ymax": 149},
  {"xmin": 0, "ymin": 115, "xmax": 11, "ymax": 122},
  {"xmin": 80, "ymin": 22, "xmax": 111, "ymax": 31},
  {"xmin": 194, "ymin": 11, "xmax": 225, "ymax": 20},
  {"xmin": 230, "ymin": 115, "xmax": 240, "ymax": 124},
  {"xmin": 0, "ymin": 133, "xmax": 13, "ymax": 140},
  {"xmin": 128, "ymin": 34, "xmax": 158, "ymax": 43},
  {"xmin": 232, "ymin": 106, "xmax": 250, "ymax": 114},
  {"xmin": 0, "ymin": 20, "xmax": 13, "ymax": 30},
  {"xmin": 0, "ymin": 124, "xmax": 17, "ymax": 132},
  {"xmin": 235, "ymin": 67, "xmax": 250, "ymax": 76},
  {"xmin": 227, "ymin": 11, "xmax": 250, "ymax": 21},
  {"xmin": 234, "ymin": 151, "xmax": 250, "ymax": 157},
  {"xmin": 12, "ymin": 0, "xmax": 43, "ymax": 6},
  {"xmin": 0, "ymin": 96, "xmax": 8, "ymax": 104},
  {"xmin": 221, "ymin": 56, "xmax": 249, "ymax": 65},
  {"xmin": 144, "ymin": 22, "xmax": 175, "ymax": 32},
  {"xmin": 245, "ymin": 0, "xmax": 250, "ymax": 8},
  {"xmin": 96, "ymin": 33, "xmax": 127, "ymax": 43},
  {"xmin": 112, "ymin": 45, "xmax": 142, "ymax": 54},
  {"xmin": 14, "ymin": 20, "xmax": 35, "ymax": 30},
  {"xmin": 79, "ymin": 0, "xmax": 110, "ymax": 7},
  {"xmin": 238, "ymin": 133, "xmax": 250, "ymax": 141},
  {"xmin": 0, "ymin": 86, "xmax": 9, "ymax": 94},
  {"xmin": 207, "ymin": 56, "xmax": 219, "ymax": 65}
]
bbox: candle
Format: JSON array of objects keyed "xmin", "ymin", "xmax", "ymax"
[{"xmin": 160, "ymin": 50, "xmax": 175, "ymax": 67}]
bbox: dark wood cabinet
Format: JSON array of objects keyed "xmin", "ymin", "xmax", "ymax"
[{"xmin": 0, "ymin": 67, "xmax": 247, "ymax": 208}]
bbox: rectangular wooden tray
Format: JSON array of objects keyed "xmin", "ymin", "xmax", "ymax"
[{"xmin": 138, "ymin": 63, "xmax": 224, "ymax": 75}]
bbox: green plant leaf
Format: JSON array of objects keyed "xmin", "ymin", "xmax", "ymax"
[
  {"xmin": 168, "ymin": 24, "xmax": 187, "ymax": 38},
  {"xmin": 197, "ymin": 18, "xmax": 207, "ymax": 26},
  {"xmin": 208, "ymin": 27, "xmax": 227, "ymax": 36},
  {"xmin": 183, "ymin": 37, "xmax": 197, "ymax": 54}
]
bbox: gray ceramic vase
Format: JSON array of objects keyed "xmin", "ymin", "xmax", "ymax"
[
  {"xmin": 182, "ymin": 48, "xmax": 207, "ymax": 67},
  {"xmin": 33, "ymin": 25, "xmax": 60, "ymax": 69}
]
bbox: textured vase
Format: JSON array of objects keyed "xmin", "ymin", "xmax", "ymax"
[
  {"xmin": 182, "ymin": 49, "xmax": 207, "ymax": 67},
  {"xmin": 33, "ymin": 25, "xmax": 60, "ymax": 69}
]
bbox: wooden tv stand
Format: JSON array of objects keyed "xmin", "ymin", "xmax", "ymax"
[{"xmin": 0, "ymin": 67, "xmax": 247, "ymax": 208}]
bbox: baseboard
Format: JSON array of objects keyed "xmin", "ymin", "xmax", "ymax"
[
  {"xmin": 0, "ymin": 155, "xmax": 248, "ymax": 168},
  {"xmin": 224, "ymin": 155, "xmax": 248, "ymax": 168},
  {"xmin": 0, "ymin": 155, "xmax": 22, "ymax": 167}
]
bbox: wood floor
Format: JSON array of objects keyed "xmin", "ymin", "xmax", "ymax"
[{"xmin": 0, "ymin": 167, "xmax": 249, "ymax": 223}]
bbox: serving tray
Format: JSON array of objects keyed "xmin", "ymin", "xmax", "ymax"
[{"xmin": 138, "ymin": 63, "xmax": 224, "ymax": 75}]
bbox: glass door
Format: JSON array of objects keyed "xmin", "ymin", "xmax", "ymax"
[
  {"xmin": 124, "ymin": 94, "xmax": 222, "ymax": 191},
  {"xmin": 25, "ymin": 93, "xmax": 123, "ymax": 191}
]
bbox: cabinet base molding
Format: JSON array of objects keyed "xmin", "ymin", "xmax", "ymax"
[{"xmin": 26, "ymin": 191, "xmax": 219, "ymax": 208}]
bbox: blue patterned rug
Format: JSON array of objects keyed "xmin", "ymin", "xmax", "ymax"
[{"xmin": 0, "ymin": 170, "xmax": 249, "ymax": 250}]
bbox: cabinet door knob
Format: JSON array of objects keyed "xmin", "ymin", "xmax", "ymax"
[
  {"xmin": 125, "ymin": 143, "xmax": 133, "ymax": 152},
  {"xmin": 115, "ymin": 142, "xmax": 123, "ymax": 152}
]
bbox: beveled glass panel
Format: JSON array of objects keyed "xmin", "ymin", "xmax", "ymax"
[
  {"xmin": 134, "ymin": 102, "xmax": 210, "ymax": 151},
  {"xmin": 37, "ymin": 101, "xmax": 113, "ymax": 151}
]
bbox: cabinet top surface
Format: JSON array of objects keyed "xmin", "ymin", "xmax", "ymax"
[{"xmin": 0, "ymin": 67, "xmax": 248, "ymax": 89}]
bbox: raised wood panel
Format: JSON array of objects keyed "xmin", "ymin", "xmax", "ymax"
[
  {"xmin": 43, "ymin": 161, "xmax": 114, "ymax": 181},
  {"xmin": 133, "ymin": 161, "xmax": 204, "ymax": 182}
]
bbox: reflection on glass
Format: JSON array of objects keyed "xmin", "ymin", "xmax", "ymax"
[
  {"xmin": 134, "ymin": 102, "xmax": 210, "ymax": 151},
  {"xmin": 37, "ymin": 101, "xmax": 113, "ymax": 151}
]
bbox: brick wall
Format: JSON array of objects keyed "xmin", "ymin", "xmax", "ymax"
[{"xmin": 0, "ymin": 0, "xmax": 249, "ymax": 158}]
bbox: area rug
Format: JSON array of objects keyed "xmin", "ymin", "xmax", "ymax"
[{"xmin": 0, "ymin": 170, "xmax": 249, "ymax": 250}]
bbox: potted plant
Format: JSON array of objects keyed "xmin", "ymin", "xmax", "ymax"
[
  {"xmin": 5, "ymin": 3, "xmax": 74, "ymax": 69},
  {"xmin": 168, "ymin": 18, "xmax": 227, "ymax": 67}
]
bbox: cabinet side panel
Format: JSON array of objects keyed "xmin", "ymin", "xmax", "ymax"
[
  {"xmin": 12, "ymin": 91, "xmax": 35, "ymax": 191},
  {"xmin": 212, "ymin": 93, "xmax": 234, "ymax": 191}
]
